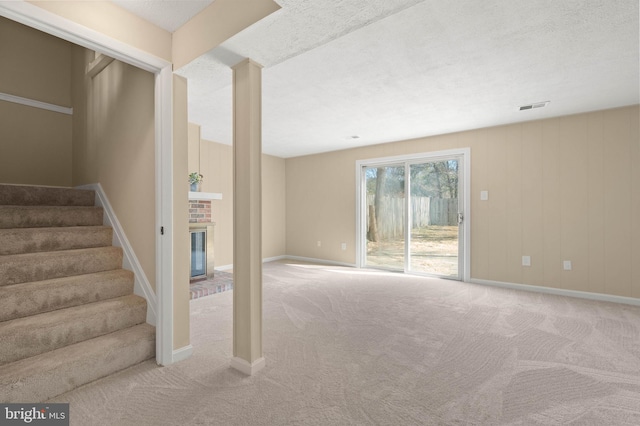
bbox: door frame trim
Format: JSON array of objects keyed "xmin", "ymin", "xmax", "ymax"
[
  {"xmin": 355, "ymin": 148, "xmax": 471, "ymax": 282},
  {"xmin": 0, "ymin": 1, "xmax": 176, "ymax": 365}
]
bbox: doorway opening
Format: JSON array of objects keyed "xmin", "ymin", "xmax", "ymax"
[{"xmin": 356, "ymin": 149, "xmax": 470, "ymax": 281}]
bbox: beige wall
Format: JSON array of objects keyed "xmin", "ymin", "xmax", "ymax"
[
  {"xmin": 173, "ymin": 75, "xmax": 190, "ymax": 350},
  {"xmin": 71, "ymin": 46, "xmax": 157, "ymax": 289},
  {"xmin": 193, "ymin": 136, "xmax": 286, "ymax": 267},
  {"xmin": 262, "ymin": 154, "xmax": 287, "ymax": 260},
  {"xmin": 286, "ymin": 105, "xmax": 640, "ymax": 299},
  {"xmin": 29, "ymin": 1, "xmax": 172, "ymax": 62},
  {"xmin": 0, "ymin": 17, "xmax": 72, "ymax": 186},
  {"xmin": 199, "ymin": 139, "xmax": 233, "ymax": 267},
  {"xmin": 187, "ymin": 122, "xmax": 201, "ymax": 174}
]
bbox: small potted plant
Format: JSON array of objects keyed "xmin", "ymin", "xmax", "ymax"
[{"xmin": 189, "ymin": 172, "xmax": 203, "ymax": 192}]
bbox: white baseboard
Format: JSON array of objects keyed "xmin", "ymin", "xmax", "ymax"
[
  {"xmin": 215, "ymin": 255, "xmax": 289, "ymax": 272},
  {"xmin": 470, "ymin": 278, "xmax": 640, "ymax": 307},
  {"xmin": 172, "ymin": 345, "xmax": 193, "ymax": 363},
  {"xmin": 283, "ymin": 255, "xmax": 357, "ymax": 268},
  {"xmin": 76, "ymin": 183, "xmax": 158, "ymax": 325},
  {"xmin": 215, "ymin": 263, "xmax": 233, "ymax": 271},
  {"xmin": 230, "ymin": 357, "xmax": 265, "ymax": 375},
  {"xmin": 219, "ymin": 255, "xmax": 638, "ymax": 307}
]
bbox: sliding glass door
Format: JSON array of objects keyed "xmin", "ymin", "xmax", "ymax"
[
  {"xmin": 408, "ymin": 159, "xmax": 460, "ymax": 277},
  {"xmin": 360, "ymin": 152, "xmax": 466, "ymax": 279},
  {"xmin": 364, "ymin": 164, "xmax": 406, "ymax": 271}
]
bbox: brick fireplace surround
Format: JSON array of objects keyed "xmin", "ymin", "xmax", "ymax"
[{"xmin": 189, "ymin": 199, "xmax": 212, "ymax": 223}]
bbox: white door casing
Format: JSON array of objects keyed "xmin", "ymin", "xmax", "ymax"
[{"xmin": 0, "ymin": 1, "xmax": 176, "ymax": 365}]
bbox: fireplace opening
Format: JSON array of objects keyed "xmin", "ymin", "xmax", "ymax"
[
  {"xmin": 190, "ymin": 229, "xmax": 207, "ymax": 279},
  {"xmin": 188, "ymin": 223, "xmax": 215, "ymax": 282}
]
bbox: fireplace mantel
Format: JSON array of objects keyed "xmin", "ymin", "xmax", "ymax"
[
  {"xmin": 188, "ymin": 192, "xmax": 222, "ymax": 201},
  {"xmin": 189, "ymin": 222, "xmax": 215, "ymax": 228}
]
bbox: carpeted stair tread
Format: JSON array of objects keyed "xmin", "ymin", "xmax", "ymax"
[
  {"xmin": 0, "ymin": 184, "xmax": 95, "ymax": 206},
  {"xmin": 0, "ymin": 205, "xmax": 104, "ymax": 229},
  {"xmin": 0, "ymin": 246, "xmax": 123, "ymax": 286},
  {"xmin": 0, "ymin": 270, "xmax": 134, "ymax": 322},
  {"xmin": 0, "ymin": 183, "xmax": 155, "ymax": 402},
  {"xmin": 0, "ymin": 323, "xmax": 155, "ymax": 403},
  {"xmin": 0, "ymin": 226, "xmax": 113, "ymax": 255},
  {"xmin": 0, "ymin": 294, "xmax": 147, "ymax": 366}
]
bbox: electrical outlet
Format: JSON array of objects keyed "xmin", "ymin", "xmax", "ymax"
[
  {"xmin": 317, "ymin": 241, "xmax": 321, "ymax": 247},
  {"xmin": 563, "ymin": 260, "xmax": 572, "ymax": 271},
  {"xmin": 341, "ymin": 243, "xmax": 347, "ymax": 250},
  {"xmin": 522, "ymin": 256, "xmax": 531, "ymax": 266}
]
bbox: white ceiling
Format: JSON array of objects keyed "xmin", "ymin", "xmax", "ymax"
[
  {"xmin": 111, "ymin": 0, "xmax": 214, "ymax": 33},
  {"xmin": 113, "ymin": 0, "xmax": 639, "ymax": 158}
]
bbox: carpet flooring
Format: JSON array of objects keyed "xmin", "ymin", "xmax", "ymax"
[{"xmin": 50, "ymin": 260, "xmax": 640, "ymax": 425}]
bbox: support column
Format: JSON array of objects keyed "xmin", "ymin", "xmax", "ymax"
[{"xmin": 230, "ymin": 58, "xmax": 265, "ymax": 375}]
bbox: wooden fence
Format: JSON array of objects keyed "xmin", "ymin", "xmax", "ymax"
[{"xmin": 367, "ymin": 195, "xmax": 458, "ymax": 239}]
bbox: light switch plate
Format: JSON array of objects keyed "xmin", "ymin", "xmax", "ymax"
[
  {"xmin": 480, "ymin": 191, "xmax": 489, "ymax": 201},
  {"xmin": 522, "ymin": 256, "xmax": 531, "ymax": 266},
  {"xmin": 563, "ymin": 260, "xmax": 572, "ymax": 270}
]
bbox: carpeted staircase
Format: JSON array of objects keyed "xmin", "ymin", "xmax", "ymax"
[{"xmin": 0, "ymin": 184, "xmax": 155, "ymax": 402}]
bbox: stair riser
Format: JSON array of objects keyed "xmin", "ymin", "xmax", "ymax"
[
  {"xmin": 0, "ymin": 206, "xmax": 103, "ymax": 229},
  {"xmin": 0, "ymin": 295, "xmax": 147, "ymax": 366},
  {"xmin": 0, "ymin": 247, "xmax": 123, "ymax": 286},
  {"xmin": 0, "ymin": 227, "xmax": 113, "ymax": 255},
  {"xmin": 0, "ymin": 184, "xmax": 155, "ymax": 402},
  {"xmin": 0, "ymin": 324, "xmax": 155, "ymax": 403},
  {"xmin": 0, "ymin": 184, "xmax": 95, "ymax": 206},
  {"xmin": 0, "ymin": 270, "xmax": 134, "ymax": 322}
]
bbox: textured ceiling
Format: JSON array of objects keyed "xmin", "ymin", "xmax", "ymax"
[{"xmin": 116, "ymin": 0, "xmax": 640, "ymax": 158}]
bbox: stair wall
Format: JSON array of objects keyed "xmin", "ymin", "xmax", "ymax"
[{"xmin": 77, "ymin": 183, "xmax": 157, "ymax": 326}]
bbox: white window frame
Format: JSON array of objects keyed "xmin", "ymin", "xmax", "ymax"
[{"xmin": 355, "ymin": 148, "xmax": 471, "ymax": 282}]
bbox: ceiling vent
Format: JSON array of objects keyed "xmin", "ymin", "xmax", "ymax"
[{"xmin": 519, "ymin": 101, "xmax": 549, "ymax": 111}]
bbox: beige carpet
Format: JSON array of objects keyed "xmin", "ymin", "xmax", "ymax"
[{"xmin": 50, "ymin": 260, "xmax": 640, "ymax": 425}]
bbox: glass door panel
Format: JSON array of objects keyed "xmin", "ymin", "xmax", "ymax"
[
  {"xmin": 409, "ymin": 159, "xmax": 460, "ymax": 277},
  {"xmin": 364, "ymin": 165, "xmax": 406, "ymax": 270},
  {"xmin": 190, "ymin": 230, "xmax": 207, "ymax": 278}
]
